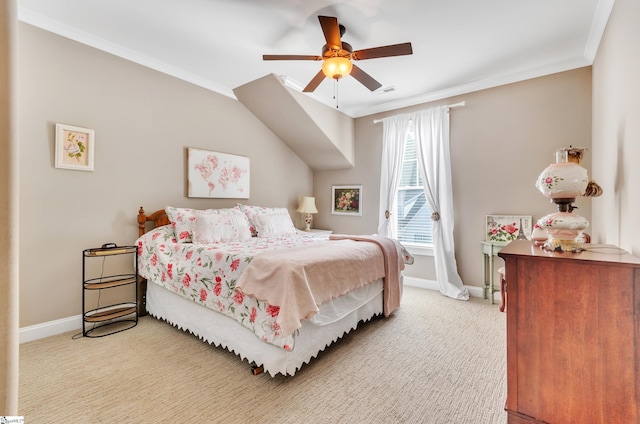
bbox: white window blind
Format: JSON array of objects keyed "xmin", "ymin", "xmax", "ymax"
[{"xmin": 396, "ymin": 129, "xmax": 433, "ymax": 246}]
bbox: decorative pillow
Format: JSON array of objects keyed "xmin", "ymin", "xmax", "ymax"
[
  {"xmin": 165, "ymin": 206, "xmax": 248, "ymax": 243},
  {"xmin": 192, "ymin": 209, "xmax": 252, "ymax": 244},
  {"xmin": 253, "ymin": 213, "xmax": 297, "ymax": 238},
  {"xmin": 237, "ymin": 204, "xmax": 294, "ymax": 237},
  {"xmin": 165, "ymin": 206, "xmax": 200, "ymax": 242}
]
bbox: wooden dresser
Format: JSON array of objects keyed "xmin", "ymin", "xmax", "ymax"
[{"xmin": 498, "ymin": 240, "xmax": 640, "ymax": 423}]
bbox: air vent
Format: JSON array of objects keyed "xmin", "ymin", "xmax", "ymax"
[{"xmin": 374, "ymin": 86, "xmax": 396, "ymax": 95}]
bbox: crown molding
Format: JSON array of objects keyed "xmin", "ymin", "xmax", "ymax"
[
  {"xmin": 17, "ymin": 8, "xmax": 236, "ymax": 100},
  {"xmin": 18, "ymin": 2, "xmax": 614, "ymax": 119}
]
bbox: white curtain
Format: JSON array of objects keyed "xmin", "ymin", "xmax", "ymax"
[
  {"xmin": 413, "ymin": 106, "xmax": 469, "ymax": 300},
  {"xmin": 377, "ymin": 114, "xmax": 411, "ymax": 237}
]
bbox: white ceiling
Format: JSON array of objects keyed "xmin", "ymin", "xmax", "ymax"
[{"xmin": 18, "ymin": 0, "xmax": 614, "ymax": 118}]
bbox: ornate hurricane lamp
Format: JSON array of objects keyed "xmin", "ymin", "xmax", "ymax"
[{"xmin": 535, "ymin": 147, "xmax": 602, "ymax": 252}]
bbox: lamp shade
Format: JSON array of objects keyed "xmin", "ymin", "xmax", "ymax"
[
  {"xmin": 296, "ymin": 196, "xmax": 318, "ymax": 214},
  {"xmin": 322, "ymin": 57, "xmax": 353, "ymax": 79},
  {"xmin": 535, "ymin": 162, "xmax": 589, "ymax": 200}
]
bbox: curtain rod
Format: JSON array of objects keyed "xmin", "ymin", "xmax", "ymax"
[{"xmin": 372, "ymin": 101, "xmax": 466, "ymax": 123}]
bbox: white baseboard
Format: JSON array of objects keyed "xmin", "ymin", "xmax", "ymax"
[
  {"xmin": 19, "ymin": 315, "xmax": 82, "ymax": 344},
  {"xmin": 403, "ymin": 276, "xmax": 502, "ymax": 302},
  {"xmin": 20, "ymin": 278, "xmax": 500, "ymax": 343}
]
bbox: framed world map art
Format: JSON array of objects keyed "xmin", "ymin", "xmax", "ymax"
[
  {"xmin": 187, "ymin": 148, "xmax": 250, "ymax": 198},
  {"xmin": 486, "ymin": 215, "xmax": 532, "ymax": 242}
]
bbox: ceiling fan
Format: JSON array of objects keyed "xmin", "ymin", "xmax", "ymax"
[{"xmin": 263, "ymin": 15, "xmax": 413, "ymax": 93}]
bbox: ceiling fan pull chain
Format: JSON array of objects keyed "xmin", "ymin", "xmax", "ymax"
[{"xmin": 334, "ymin": 79, "xmax": 339, "ymax": 109}]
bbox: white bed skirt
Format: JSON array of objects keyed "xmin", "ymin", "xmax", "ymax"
[{"xmin": 146, "ymin": 278, "xmax": 386, "ymax": 376}]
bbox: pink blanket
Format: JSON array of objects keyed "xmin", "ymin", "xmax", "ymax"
[
  {"xmin": 329, "ymin": 234, "xmax": 404, "ymax": 318},
  {"xmin": 236, "ymin": 238, "xmax": 389, "ymax": 338}
]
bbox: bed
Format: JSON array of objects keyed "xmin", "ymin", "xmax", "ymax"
[{"xmin": 136, "ymin": 204, "xmax": 409, "ymax": 376}]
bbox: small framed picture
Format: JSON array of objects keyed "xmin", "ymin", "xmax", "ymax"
[
  {"xmin": 332, "ymin": 185, "xmax": 362, "ymax": 216},
  {"xmin": 486, "ymin": 215, "xmax": 532, "ymax": 242},
  {"xmin": 55, "ymin": 123, "xmax": 95, "ymax": 171}
]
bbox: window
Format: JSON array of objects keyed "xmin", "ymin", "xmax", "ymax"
[{"xmin": 396, "ymin": 129, "xmax": 433, "ymax": 249}]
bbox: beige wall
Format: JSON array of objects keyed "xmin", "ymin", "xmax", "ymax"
[
  {"xmin": 17, "ymin": 23, "xmax": 314, "ymax": 327},
  {"xmin": 18, "ymin": 6, "xmax": 628, "ymax": 326},
  {"xmin": 592, "ymin": 0, "xmax": 640, "ymax": 256},
  {"xmin": 1, "ymin": 0, "xmax": 18, "ymax": 414},
  {"xmin": 315, "ymin": 67, "xmax": 593, "ymax": 287}
]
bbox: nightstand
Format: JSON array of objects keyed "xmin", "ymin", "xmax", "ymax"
[
  {"xmin": 82, "ymin": 245, "xmax": 138, "ymax": 337},
  {"xmin": 309, "ymin": 229, "xmax": 333, "ymax": 235}
]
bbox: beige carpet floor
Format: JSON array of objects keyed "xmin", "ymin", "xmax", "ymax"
[{"xmin": 19, "ymin": 286, "xmax": 507, "ymax": 424}]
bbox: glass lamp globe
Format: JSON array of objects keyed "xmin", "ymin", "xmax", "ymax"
[{"xmin": 534, "ymin": 149, "xmax": 590, "ymax": 252}]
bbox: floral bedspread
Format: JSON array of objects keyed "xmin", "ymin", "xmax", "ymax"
[{"xmin": 136, "ymin": 225, "xmax": 330, "ymax": 351}]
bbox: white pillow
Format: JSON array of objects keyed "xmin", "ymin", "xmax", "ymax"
[
  {"xmin": 237, "ymin": 204, "xmax": 294, "ymax": 237},
  {"xmin": 253, "ymin": 213, "xmax": 297, "ymax": 238},
  {"xmin": 192, "ymin": 209, "xmax": 252, "ymax": 244}
]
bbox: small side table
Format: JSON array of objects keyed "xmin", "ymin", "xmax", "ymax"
[
  {"xmin": 309, "ymin": 229, "xmax": 333, "ymax": 235},
  {"xmin": 481, "ymin": 241, "xmax": 508, "ymax": 304},
  {"xmin": 83, "ymin": 245, "xmax": 138, "ymax": 337}
]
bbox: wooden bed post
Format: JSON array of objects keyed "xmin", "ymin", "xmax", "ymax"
[
  {"xmin": 137, "ymin": 276, "xmax": 148, "ymax": 317},
  {"xmin": 137, "ymin": 206, "xmax": 147, "ymax": 316},
  {"xmin": 137, "ymin": 206, "xmax": 147, "ymax": 237},
  {"xmin": 136, "ymin": 206, "xmax": 171, "ymax": 318}
]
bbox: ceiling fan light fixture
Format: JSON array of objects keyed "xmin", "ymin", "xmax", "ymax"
[
  {"xmin": 322, "ymin": 57, "xmax": 352, "ymax": 79},
  {"xmin": 263, "ymin": 16, "xmax": 412, "ymax": 93}
]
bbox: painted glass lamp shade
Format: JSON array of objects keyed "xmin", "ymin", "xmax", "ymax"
[{"xmin": 535, "ymin": 161, "xmax": 589, "ymax": 200}]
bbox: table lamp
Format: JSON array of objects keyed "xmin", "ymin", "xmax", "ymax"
[
  {"xmin": 535, "ymin": 147, "xmax": 602, "ymax": 252},
  {"xmin": 297, "ymin": 196, "xmax": 318, "ymax": 231}
]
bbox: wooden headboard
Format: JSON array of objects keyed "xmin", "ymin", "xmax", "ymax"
[
  {"xmin": 136, "ymin": 206, "xmax": 171, "ymax": 317},
  {"xmin": 137, "ymin": 206, "xmax": 170, "ymax": 237}
]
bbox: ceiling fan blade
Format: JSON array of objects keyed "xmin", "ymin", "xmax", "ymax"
[
  {"xmin": 350, "ymin": 64, "xmax": 382, "ymax": 91},
  {"xmin": 303, "ymin": 70, "xmax": 326, "ymax": 92},
  {"xmin": 263, "ymin": 55, "xmax": 322, "ymax": 61},
  {"xmin": 352, "ymin": 42, "xmax": 413, "ymax": 61},
  {"xmin": 318, "ymin": 15, "xmax": 342, "ymax": 50}
]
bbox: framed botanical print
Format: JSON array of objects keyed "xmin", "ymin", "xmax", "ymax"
[
  {"xmin": 332, "ymin": 185, "xmax": 362, "ymax": 216},
  {"xmin": 55, "ymin": 123, "xmax": 95, "ymax": 171}
]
